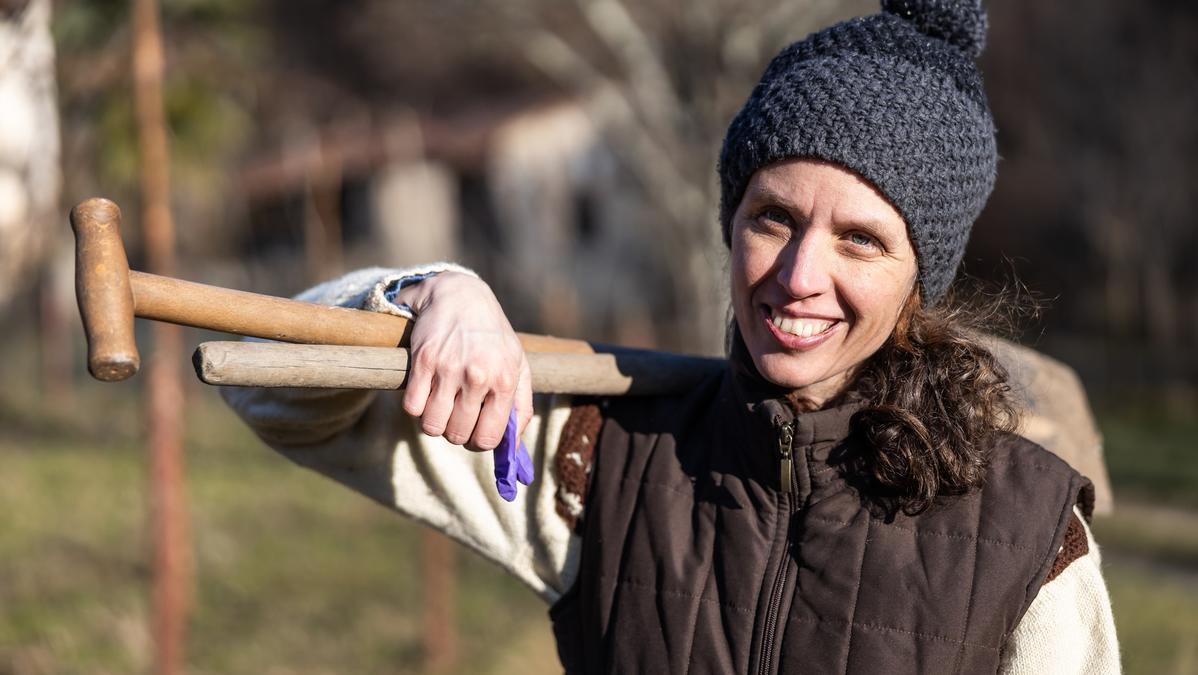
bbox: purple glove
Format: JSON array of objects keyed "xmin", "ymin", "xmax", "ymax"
[{"xmin": 493, "ymin": 408, "xmax": 535, "ymax": 502}]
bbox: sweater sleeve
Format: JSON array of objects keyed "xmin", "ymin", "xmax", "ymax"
[
  {"xmin": 997, "ymin": 507, "xmax": 1122, "ymax": 674},
  {"xmin": 219, "ymin": 266, "xmax": 583, "ymax": 602}
]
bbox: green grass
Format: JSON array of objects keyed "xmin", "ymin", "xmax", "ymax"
[
  {"xmin": 0, "ymin": 379, "xmax": 558, "ymax": 674},
  {"xmin": 1099, "ymin": 406, "xmax": 1198, "ymax": 510},
  {"xmin": 1088, "ymin": 404, "xmax": 1198, "ymax": 674},
  {"xmin": 1104, "ymin": 558, "xmax": 1198, "ymax": 675}
]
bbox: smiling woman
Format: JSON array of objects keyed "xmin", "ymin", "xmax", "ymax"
[
  {"xmin": 222, "ymin": 1, "xmax": 1120, "ymax": 673},
  {"xmin": 728, "ymin": 158, "xmax": 1020, "ymax": 516},
  {"xmin": 729, "ymin": 159, "xmax": 918, "ymax": 403}
]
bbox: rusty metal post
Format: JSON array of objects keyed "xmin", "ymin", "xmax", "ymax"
[
  {"xmin": 421, "ymin": 529, "xmax": 458, "ymax": 673},
  {"xmin": 132, "ymin": 0, "xmax": 190, "ymax": 672}
]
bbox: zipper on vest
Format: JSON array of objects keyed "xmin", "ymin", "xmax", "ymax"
[
  {"xmin": 778, "ymin": 421, "xmax": 794, "ymax": 494},
  {"xmin": 758, "ymin": 420, "xmax": 797, "ymax": 675}
]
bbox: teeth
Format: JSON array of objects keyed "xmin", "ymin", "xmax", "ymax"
[{"xmin": 771, "ymin": 311, "xmax": 834, "ymax": 338}]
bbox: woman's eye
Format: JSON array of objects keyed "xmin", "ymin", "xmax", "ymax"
[
  {"xmin": 760, "ymin": 207, "xmax": 791, "ymax": 225},
  {"xmin": 848, "ymin": 231, "xmax": 879, "ymax": 248}
]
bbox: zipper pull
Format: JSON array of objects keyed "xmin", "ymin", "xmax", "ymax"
[{"xmin": 778, "ymin": 421, "xmax": 794, "ymax": 494}]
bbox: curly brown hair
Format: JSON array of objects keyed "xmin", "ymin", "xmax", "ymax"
[{"xmin": 839, "ymin": 287, "xmax": 1022, "ymax": 517}]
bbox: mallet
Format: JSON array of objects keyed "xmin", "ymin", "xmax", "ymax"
[{"xmin": 70, "ymin": 197, "xmax": 722, "ymax": 393}]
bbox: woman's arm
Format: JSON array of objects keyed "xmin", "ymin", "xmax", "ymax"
[
  {"xmin": 219, "ymin": 266, "xmax": 582, "ymax": 601},
  {"xmin": 224, "ymin": 263, "xmax": 531, "ymax": 451},
  {"xmin": 217, "ymin": 265, "xmax": 466, "ymax": 447},
  {"xmin": 998, "ymin": 508, "xmax": 1121, "ymax": 674}
]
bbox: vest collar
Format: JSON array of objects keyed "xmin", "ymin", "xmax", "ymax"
[{"xmin": 724, "ymin": 328, "xmax": 864, "ymax": 499}]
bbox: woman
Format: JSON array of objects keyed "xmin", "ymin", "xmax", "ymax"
[{"xmin": 224, "ymin": 1, "xmax": 1120, "ymax": 672}]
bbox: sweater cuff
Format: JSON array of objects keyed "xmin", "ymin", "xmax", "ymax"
[
  {"xmin": 362, "ymin": 263, "xmax": 478, "ymax": 319},
  {"xmin": 290, "ymin": 263, "xmax": 478, "ymax": 316}
]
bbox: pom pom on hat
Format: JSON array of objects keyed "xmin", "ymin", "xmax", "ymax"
[{"xmin": 881, "ymin": 0, "xmax": 989, "ymax": 58}]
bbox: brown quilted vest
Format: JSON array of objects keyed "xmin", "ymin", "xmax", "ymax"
[{"xmin": 550, "ymin": 364, "xmax": 1094, "ymax": 675}]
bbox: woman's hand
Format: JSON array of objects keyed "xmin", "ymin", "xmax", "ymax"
[{"xmin": 394, "ymin": 271, "xmax": 533, "ymax": 452}]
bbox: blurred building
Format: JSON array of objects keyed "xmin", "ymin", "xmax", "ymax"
[{"xmin": 232, "ymin": 96, "xmax": 663, "ymax": 345}]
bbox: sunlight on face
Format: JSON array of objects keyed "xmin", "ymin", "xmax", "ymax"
[{"xmin": 729, "ymin": 159, "xmax": 919, "ymax": 405}]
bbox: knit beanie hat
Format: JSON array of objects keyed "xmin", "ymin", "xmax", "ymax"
[{"xmin": 717, "ymin": 0, "xmax": 997, "ymax": 305}]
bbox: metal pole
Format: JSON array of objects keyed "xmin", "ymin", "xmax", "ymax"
[{"xmin": 132, "ymin": 0, "xmax": 190, "ymax": 672}]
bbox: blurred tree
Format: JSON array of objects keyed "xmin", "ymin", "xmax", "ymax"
[
  {"xmin": 54, "ymin": 0, "xmax": 261, "ymax": 260},
  {"xmin": 0, "ymin": 0, "xmax": 60, "ymax": 314}
]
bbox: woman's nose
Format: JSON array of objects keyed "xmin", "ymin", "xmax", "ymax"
[{"xmin": 775, "ymin": 233, "xmax": 833, "ymax": 299}]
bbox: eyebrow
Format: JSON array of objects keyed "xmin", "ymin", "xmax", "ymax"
[
  {"xmin": 748, "ymin": 184, "xmax": 903, "ymax": 240},
  {"xmin": 745, "ymin": 186, "xmax": 810, "ymax": 223}
]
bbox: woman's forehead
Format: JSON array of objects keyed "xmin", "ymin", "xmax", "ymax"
[{"xmin": 745, "ymin": 160, "xmax": 907, "ymax": 231}]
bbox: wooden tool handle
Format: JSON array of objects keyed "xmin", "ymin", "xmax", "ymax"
[
  {"xmin": 131, "ymin": 272, "xmax": 411, "ymax": 346},
  {"xmin": 71, "ymin": 198, "xmax": 140, "ymax": 381},
  {"xmin": 129, "ymin": 272, "xmax": 597, "ymax": 354},
  {"xmin": 195, "ymin": 341, "xmax": 724, "ymax": 395}
]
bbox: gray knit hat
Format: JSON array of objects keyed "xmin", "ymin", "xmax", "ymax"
[{"xmin": 718, "ymin": 0, "xmax": 997, "ymax": 304}]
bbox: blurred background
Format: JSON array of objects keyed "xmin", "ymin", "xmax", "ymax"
[{"xmin": 1, "ymin": 0, "xmax": 1195, "ymax": 673}]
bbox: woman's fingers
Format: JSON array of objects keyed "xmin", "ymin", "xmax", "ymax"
[
  {"xmin": 470, "ymin": 387, "xmax": 515, "ymax": 450},
  {"xmin": 401, "ymin": 346, "xmax": 436, "ymax": 418},
  {"xmin": 513, "ymin": 359, "xmax": 535, "ymax": 486},
  {"xmin": 418, "ymin": 372, "xmax": 459, "ymax": 438},
  {"xmin": 444, "ymin": 390, "xmax": 487, "ymax": 447},
  {"xmin": 409, "ymin": 350, "xmax": 524, "ymax": 449},
  {"xmin": 514, "ymin": 356, "xmax": 534, "ymax": 440},
  {"xmin": 412, "ymin": 347, "xmax": 520, "ymax": 451}
]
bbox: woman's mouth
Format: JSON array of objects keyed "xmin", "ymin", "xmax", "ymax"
[{"xmin": 761, "ymin": 306, "xmax": 840, "ymax": 349}]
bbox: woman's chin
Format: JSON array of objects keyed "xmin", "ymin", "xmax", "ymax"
[{"xmin": 754, "ymin": 354, "xmax": 828, "ymax": 391}]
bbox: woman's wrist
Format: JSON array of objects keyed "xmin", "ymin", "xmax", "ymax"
[
  {"xmin": 365, "ymin": 264, "xmax": 478, "ymax": 316},
  {"xmin": 392, "ymin": 270, "xmax": 477, "ymax": 317}
]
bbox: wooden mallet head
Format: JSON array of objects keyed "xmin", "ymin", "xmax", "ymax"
[{"xmin": 70, "ymin": 197, "xmax": 140, "ymax": 381}]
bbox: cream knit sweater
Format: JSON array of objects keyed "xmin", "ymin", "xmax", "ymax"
[{"xmin": 221, "ymin": 267, "xmax": 1121, "ymax": 674}]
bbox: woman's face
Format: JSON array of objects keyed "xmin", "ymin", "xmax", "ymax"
[{"xmin": 730, "ymin": 159, "xmax": 918, "ymax": 403}]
